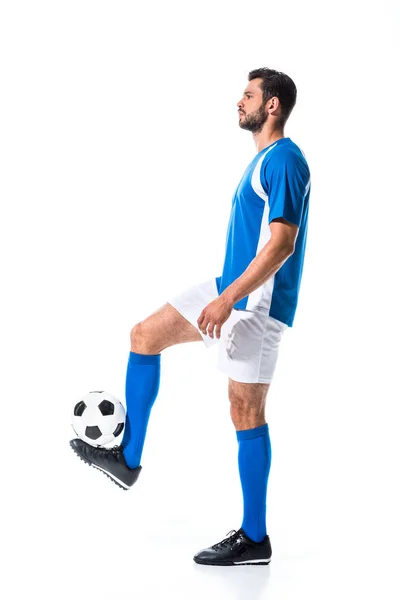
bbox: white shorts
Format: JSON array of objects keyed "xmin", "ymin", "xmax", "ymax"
[{"xmin": 168, "ymin": 278, "xmax": 288, "ymax": 384}]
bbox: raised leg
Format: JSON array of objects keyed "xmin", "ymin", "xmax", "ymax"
[{"xmin": 122, "ymin": 303, "xmax": 202, "ymax": 470}]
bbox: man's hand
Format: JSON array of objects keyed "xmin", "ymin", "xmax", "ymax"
[{"xmin": 197, "ymin": 295, "xmax": 233, "ymax": 340}]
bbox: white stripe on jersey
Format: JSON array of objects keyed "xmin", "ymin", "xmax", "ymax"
[{"xmin": 247, "ymin": 146, "xmax": 277, "ymax": 311}]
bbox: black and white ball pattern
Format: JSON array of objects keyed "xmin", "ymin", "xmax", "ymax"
[{"xmin": 71, "ymin": 391, "xmax": 125, "ymax": 447}]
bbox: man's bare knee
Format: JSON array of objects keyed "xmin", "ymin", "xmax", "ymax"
[
  {"xmin": 130, "ymin": 322, "xmax": 159, "ymax": 355},
  {"xmin": 228, "ymin": 379, "xmax": 270, "ymax": 430}
]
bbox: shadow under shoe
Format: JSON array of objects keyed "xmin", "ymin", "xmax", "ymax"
[
  {"xmin": 193, "ymin": 528, "xmax": 272, "ymax": 566},
  {"xmin": 70, "ymin": 438, "xmax": 142, "ymax": 490}
]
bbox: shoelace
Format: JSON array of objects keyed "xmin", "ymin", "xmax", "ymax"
[
  {"xmin": 101, "ymin": 444, "xmax": 123, "ymax": 456},
  {"xmin": 211, "ymin": 529, "xmax": 242, "ymax": 550}
]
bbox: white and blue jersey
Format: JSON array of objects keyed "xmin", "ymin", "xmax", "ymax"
[{"xmin": 216, "ymin": 137, "xmax": 311, "ymax": 327}]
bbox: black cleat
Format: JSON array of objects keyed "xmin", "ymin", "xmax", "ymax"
[
  {"xmin": 193, "ymin": 528, "xmax": 272, "ymax": 566},
  {"xmin": 69, "ymin": 438, "xmax": 141, "ymax": 490}
]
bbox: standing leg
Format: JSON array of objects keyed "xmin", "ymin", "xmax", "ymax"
[{"xmin": 229, "ymin": 378, "xmax": 271, "ymax": 542}]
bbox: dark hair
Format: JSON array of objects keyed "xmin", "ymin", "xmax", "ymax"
[{"xmin": 248, "ymin": 68, "xmax": 297, "ymax": 127}]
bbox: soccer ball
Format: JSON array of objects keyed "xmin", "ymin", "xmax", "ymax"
[{"xmin": 71, "ymin": 391, "xmax": 125, "ymax": 447}]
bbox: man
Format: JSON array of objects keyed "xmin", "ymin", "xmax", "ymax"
[{"xmin": 70, "ymin": 67, "xmax": 311, "ymax": 566}]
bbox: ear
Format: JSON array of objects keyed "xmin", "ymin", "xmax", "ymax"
[{"xmin": 266, "ymin": 96, "xmax": 281, "ymax": 116}]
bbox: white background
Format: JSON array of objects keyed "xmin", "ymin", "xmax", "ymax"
[{"xmin": 1, "ymin": 1, "xmax": 399, "ymax": 598}]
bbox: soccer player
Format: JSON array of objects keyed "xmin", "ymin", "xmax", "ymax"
[{"xmin": 70, "ymin": 67, "xmax": 311, "ymax": 566}]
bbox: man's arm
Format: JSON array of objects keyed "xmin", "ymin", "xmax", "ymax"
[
  {"xmin": 197, "ymin": 218, "xmax": 299, "ymax": 339},
  {"xmin": 220, "ymin": 217, "xmax": 298, "ymax": 306}
]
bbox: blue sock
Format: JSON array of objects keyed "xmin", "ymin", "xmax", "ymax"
[
  {"xmin": 121, "ymin": 351, "xmax": 161, "ymax": 469},
  {"xmin": 236, "ymin": 423, "xmax": 271, "ymax": 542}
]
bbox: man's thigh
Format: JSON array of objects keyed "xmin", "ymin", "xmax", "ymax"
[
  {"xmin": 133, "ymin": 278, "xmax": 220, "ymax": 353},
  {"xmin": 168, "ymin": 278, "xmax": 220, "ymax": 348},
  {"xmin": 133, "ymin": 303, "xmax": 202, "ymax": 353},
  {"xmin": 218, "ymin": 311, "xmax": 287, "ymax": 383}
]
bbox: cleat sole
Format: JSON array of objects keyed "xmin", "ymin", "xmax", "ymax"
[
  {"xmin": 69, "ymin": 440, "xmax": 130, "ymax": 491},
  {"xmin": 194, "ymin": 557, "xmax": 271, "ymax": 566}
]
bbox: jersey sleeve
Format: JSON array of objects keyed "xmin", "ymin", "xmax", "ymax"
[{"xmin": 263, "ymin": 151, "xmax": 310, "ymax": 227}]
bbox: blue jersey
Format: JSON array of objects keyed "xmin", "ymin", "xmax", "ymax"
[{"xmin": 216, "ymin": 137, "xmax": 311, "ymax": 327}]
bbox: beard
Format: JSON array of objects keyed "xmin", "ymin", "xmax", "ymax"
[{"xmin": 238, "ymin": 102, "xmax": 268, "ymax": 134}]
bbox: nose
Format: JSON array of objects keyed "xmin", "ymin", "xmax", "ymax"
[{"xmin": 237, "ymin": 99, "xmax": 243, "ymax": 109}]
